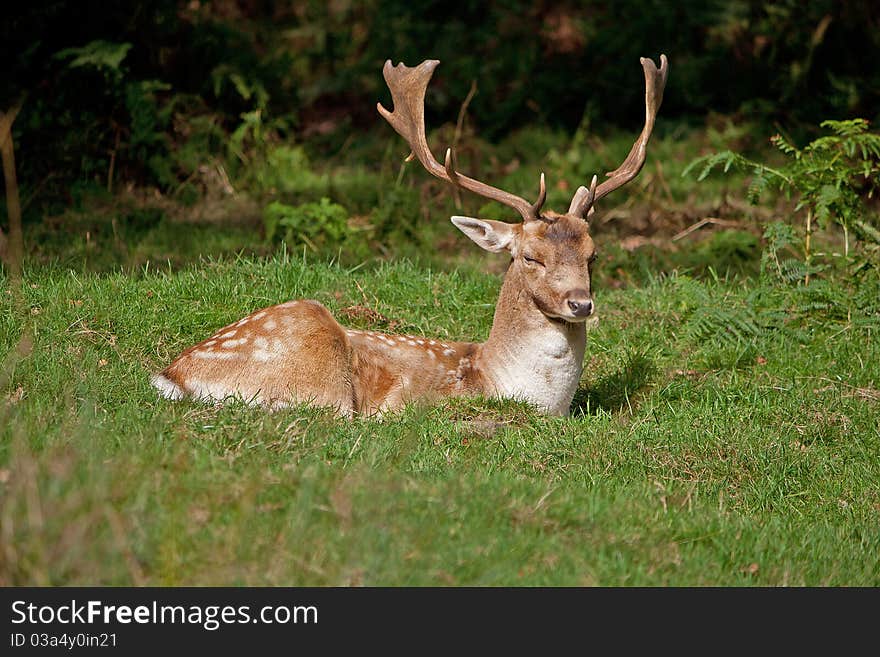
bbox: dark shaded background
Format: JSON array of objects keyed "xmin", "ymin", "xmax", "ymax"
[{"xmin": 2, "ymin": 0, "xmax": 879, "ymax": 206}]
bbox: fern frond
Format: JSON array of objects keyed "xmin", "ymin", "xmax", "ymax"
[
  {"xmin": 762, "ymin": 222, "xmax": 798, "ymax": 253},
  {"xmin": 779, "ymin": 258, "xmax": 808, "ymax": 283},
  {"xmin": 682, "ymin": 290, "xmax": 765, "ymax": 347},
  {"xmin": 746, "ymin": 168, "xmax": 771, "ymax": 204},
  {"xmin": 682, "ymin": 151, "xmax": 755, "ymax": 181},
  {"xmin": 771, "ymin": 133, "xmax": 800, "ymax": 157},
  {"xmin": 820, "ymin": 118, "xmax": 870, "ymax": 137}
]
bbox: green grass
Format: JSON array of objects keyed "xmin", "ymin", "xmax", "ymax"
[{"xmin": 2, "ymin": 252, "xmax": 878, "ymax": 586}]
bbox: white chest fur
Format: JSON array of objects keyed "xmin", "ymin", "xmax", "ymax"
[{"xmin": 483, "ymin": 324, "xmax": 586, "ymax": 415}]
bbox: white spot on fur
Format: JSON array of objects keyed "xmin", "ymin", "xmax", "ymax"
[
  {"xmin": 279, "ymin": 301, "xmax": 299, "ymax": 309},
  {"xmin": 220, "ymin": 330, "xmax": 237, "ymax": 339},
  {"xmin": 263, "ymin": 319, "xmax": 277, "ymax": 331},
  {"xmin": 443, "ymin": 348, "xmax": 455, "ymax": 356},
  {"xmin": 253, "ymin": 350, "xmax": 274, "ymax": 362},
  {"xmin": 151, "ymin": 374, "xmax": 185, "ymax": 400},
  {"xmin": 253, "ymin": 311, "xmax": 267, "ymax": 320},
  {"xmin": 252, "ymin": 335, "xmax": 278, "ymax": 362},
  {"xmin": 222, "ymin": 338, "xmax": 248, "ymax": 348},
  {"xmin": 204, "ymin": 340, "xmax": 216, "ymax": 347}
]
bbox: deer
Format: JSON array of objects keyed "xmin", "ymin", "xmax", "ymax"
[{"xmin": 151, "ymin": 55, "xmax": 668, "ymax": 417}]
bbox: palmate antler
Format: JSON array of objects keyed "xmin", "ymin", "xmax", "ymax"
[
  {"xmin": 377, "ymin": 55, "xmax": 668, "ymax": 223},
  {"xmin": 569, "ymin": 54, "xmax": 669, "ymax": 218},
  {"xmin": 377, "ymin": 60, "xmax": 546, "ymax": 223}
]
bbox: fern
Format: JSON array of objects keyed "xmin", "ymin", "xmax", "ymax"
[
  {"xmin": 685, "ymin": 117, "xmax": 880, "ymax": 282},
  {"xmin": 771, "ymin": 133, "xmax": 799, "ymax": 157},
  {"xmin": 681, "ymin": 151, "xmax": 750, "ymax": 181},
  {"xmin": 746, "ymin": 167, "xmax": 771, "ymax": 204},
  {"xmin": 677, "ymin": 277, "xmax": 766, "ymax": 348},
  {"xmin": 55, "ymin": 40, "xmax": 132, "ymax": 78},
  {"xmin": 671, "ymin": 272, "xmax": 877, "ymax": 361},
  {"xmin": 779, "ymin": 258, "xmax": 809, "ymax": 284},
  {"xmin": 820, "ymin": 118, "xmax": 872, "ymax": 138}
]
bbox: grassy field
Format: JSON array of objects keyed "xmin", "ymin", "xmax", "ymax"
[{"xmin": 2, "ymin": 249, "xmax": 878, "ymax": 586}]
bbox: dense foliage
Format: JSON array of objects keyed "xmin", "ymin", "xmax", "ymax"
[
  {"xmin": 685, "ymin": 118, "xmax": 880, "ymax": 279},
  {"xmin": 3, "ymin": 0, "xmax": 879, "ymax": 200}
]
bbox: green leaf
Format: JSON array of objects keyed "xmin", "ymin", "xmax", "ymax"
[
  {"xmin": 55, "ymin": 40, "xmax": 132, "ymax": 73},
  {"xmin": 682, "ymin": 151, "xmax": 753, "ymax": 181}
]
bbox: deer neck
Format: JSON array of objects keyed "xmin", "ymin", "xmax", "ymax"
[{"xmin": 476, "ymin": 265, "xmax": 587, "ymax": 415}]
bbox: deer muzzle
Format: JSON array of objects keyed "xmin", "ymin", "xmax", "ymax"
[{"xmin": 565, "ymin": 289, "xmax": 594, "ymax": 318}]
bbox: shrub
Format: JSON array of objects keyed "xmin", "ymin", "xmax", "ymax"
[
  {"xmin": 263, "ymin": 197, "xmax": 350, "ymax": 251},
  {"xmin": 684, "ymin": 118, "xmax": 880, "ymax": 282}
]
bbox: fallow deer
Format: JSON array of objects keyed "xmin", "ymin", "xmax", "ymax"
[{"xmin": 151, "ymin": 55, "xmax": 668, "ymax": 416}]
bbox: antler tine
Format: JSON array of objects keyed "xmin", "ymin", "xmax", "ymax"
[
  {"xmin": 568, "ymin": 174, "xmax": 598, "ymax": 218},
  {"xmin": 377, "ymin": 59, "xmax": 542, "ymax": 222},
  {"xmin": 569, "ymin": 54, "xmax": 668, "ymax": 219},
  {"xmin": 531, "ymin": 172, "xmax": 546, "ymax": 216},
  {"xmin": 444, "ymin": 148, "xmax": 458, "ymax": 182}
]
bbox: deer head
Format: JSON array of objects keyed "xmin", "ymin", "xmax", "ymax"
[{"xmin": 377, "ymin": 56, "xmax": 668, "ymax": 323}]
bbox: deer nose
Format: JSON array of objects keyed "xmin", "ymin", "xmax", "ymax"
[{"xmin": 567, "ymin": 298, "xmax": 593, "ymax": 317}]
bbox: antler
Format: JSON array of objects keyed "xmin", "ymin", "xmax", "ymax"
[
  {"xmin": 569, "ymin": 54, "xmax": 668, "ymax": 219},
  {"xmin": 377, "ymin": 60, "xmax": 546, "ymax": 222}
]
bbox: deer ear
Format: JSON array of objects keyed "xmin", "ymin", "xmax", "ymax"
[{"xmin": 451, "ymin": 216, "xmax": 518, "ymax": 253}]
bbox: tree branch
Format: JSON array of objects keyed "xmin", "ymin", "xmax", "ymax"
[{"xmin": 0, "ymin": 97, "xmax": 25, "ymax": 279}]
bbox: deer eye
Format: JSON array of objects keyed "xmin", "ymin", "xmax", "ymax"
[
  {"xmin": 588, "ymin": 253, "xmax": 598, "ymax": 264},
  {"xmin": 523, "ymin": 254, "xmax": 544, "ymax": 267}
]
